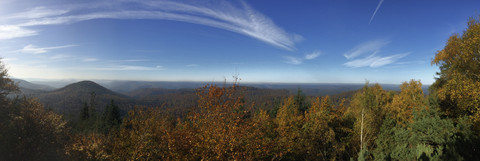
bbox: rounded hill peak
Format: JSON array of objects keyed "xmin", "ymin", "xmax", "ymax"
[{"xmin": 55, "ymin": 80, "xmax": 116, "ymax": 96}]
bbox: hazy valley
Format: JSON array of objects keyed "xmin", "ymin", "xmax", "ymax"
[{"xmin": 13, "ymin": 79, "xmax": 430, "ymax": 115}]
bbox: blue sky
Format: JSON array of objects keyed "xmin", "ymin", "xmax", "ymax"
[{"xmin": 1, "ymin": 0, "xmax": 479, "ymax": 84}]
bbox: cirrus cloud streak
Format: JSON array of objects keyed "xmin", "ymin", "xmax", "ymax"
[
  {"xmin": 2, "ymin": 0, "xmax": 301, "ymax": 51},
  {"xmin": 344, "ymin": 53, "xmax": 409, "ymax": 68}
]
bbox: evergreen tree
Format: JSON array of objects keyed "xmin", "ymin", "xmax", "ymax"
[
  {"xmin": 374, "ymin": 107, "xmax": 458, "ymax": 160},
  {"xmin": 80, "ymin": 102, "xmax": 90, "ymax": 121},
  {"xmin": 100, "ymin": 100, "xmax": 121, "ymax": 134},
  {"xmin": 294, "ymin": 88, "xmax": 308, "ymax": 114}
]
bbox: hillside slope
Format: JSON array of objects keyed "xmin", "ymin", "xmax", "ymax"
[{"xmin": 36, "ymin": 81, "xmax": 133, "ymax": 114}]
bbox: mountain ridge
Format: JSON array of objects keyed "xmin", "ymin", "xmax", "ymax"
[{"xmin": 35, "ymin": 80, "xmax": 133, "ymax": 114}]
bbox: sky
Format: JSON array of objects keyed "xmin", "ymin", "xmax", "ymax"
[{"xmin": 1, "ymin": 0, "xmax": 479, "ymax": 84}]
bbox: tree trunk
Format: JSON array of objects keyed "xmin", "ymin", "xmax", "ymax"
[{"xmin": 360, "ymin": 107, "xmax": 364, "ymax": 151}]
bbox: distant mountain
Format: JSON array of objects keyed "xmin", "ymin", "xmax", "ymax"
[
  {"xmin": 103, "ymin": 81, "xmax": 207, "ymax": 94},
  {"xmin": 12, "ymin": 78, "xmax": 56, "ymax": 91},
  {"xmin": 54, "ymin": 81, "xmax": 124, "ymax": 96},
  {"xmin": 30, "ymin": 79, "xmax": 80, "ymax": 88},
  {"xmin": 128, "ymin": 88, "xmax": 195, "ymax": 99},
  {"xmin": 36, "ymin": 81, "xmax": 133, "ymax": 115}
]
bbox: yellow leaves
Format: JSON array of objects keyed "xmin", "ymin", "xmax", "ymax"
[
  {"xmin": 183, "ymin": 84, "xmax": 256, "ymax": 160},
  {"xmin": 346, "ymin": 83, "xmax": 392, "ymax": 153},
  {"xmin": 0, "ymin": 97, "xmax": 69, "ymax": 160},
  {"xmin": 388, "ymin": 80, "xmax": 426, "ymax": 126},
  {"xmin": 66, "ymin": 133, "xmax": 110, "ymax": 160},
  {"xmin": 431, "ymin": 16, "xmax": 480, "ymax": 133},
  {"xmin": 64, "ymin": 84, "xmax": 352, "ymax": 160}
]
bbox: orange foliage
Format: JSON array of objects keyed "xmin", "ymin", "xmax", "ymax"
[{"xmin": 388, "ymin": 80, "xmax": 426, "ymax": 126}]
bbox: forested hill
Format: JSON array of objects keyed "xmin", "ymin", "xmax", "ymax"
[
  {"xmin": 35, "ymin": 81, "xmax": 133, "ymax": 114},
  {"xmin": 13, "ymin": 78, "xmax": 56, "ymax": 91}
]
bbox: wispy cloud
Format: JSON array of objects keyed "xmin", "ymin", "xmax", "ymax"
[
  {"xmin": 50, "ymin": 54, "xmax": 99, "ymax": 63},
  {"xmin": 344, "ymin": 53, "xmax": 408, "ymax": 68},
  {"xmin": 343, "ymin": 39, "xmax": 389, "ymax": 59},
  {"xmin": 369, "ymin": 0, "xmax": 384, "ymax": 24},
  {"xmin": 284, "ymin": 56, "xmax": 303, "ymax": 65},
  {"xmin": 20, "ymin": 44, "xmax": 76, "ymax": 54},
  {"xmin": 344, "ymin": 39, "xmax": 408, "ymax": 68},
  {"xmin": 82, "ymin": 58, "xmax": 98, "ymax": 62},
  {"xmin": 0, "ymin": 25, "xmax": 37, "ymax": 40},
  {"xmin": 2, "ymin": 57, "xmax": 18, "ymax": 62},
  {"xmin": 86, "ymin": 65, "xmax": 164, "ymax": 71},
  {"xmin": 284, "ymin": 51, "xmax": 322, "ymax": 64},
  {"xmin": 6, "ymin": 6, "xmax": 68, "ymax": 20},
  {"xmin": 3, "ymin": 0, "xmax": 301, "ymax": 51},
  {"xmin": 305, "ymin": 51, "xmax": 321, "ymax": 60}
]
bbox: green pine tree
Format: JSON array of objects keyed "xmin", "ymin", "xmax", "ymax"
[{"xmin": 100, "ymin": 100, "xmax": 121, "ymax": 134}]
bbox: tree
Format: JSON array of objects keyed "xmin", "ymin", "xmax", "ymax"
[
  {"xmin": 387, "ymin": 80, "xmax": 426, "ymax": 126},
  {"xmin": 0, "ymin": 58, "xmax": 18, "ymax": 102},
  {"xmin": 302, "ymin": 96, "xmax": 336, "ymax": 160},
  {"xmin": 247, "ymin": 109, "xmax": 277, "ymax": 160},
  {"xmin": 0, "ymin": 97, "xmax": 69, "ymax": 161},
  {"xmin": 374, "ymin": 107, "xmax": 459, "ymax": 160},
  {"xmin": 111, "ymin": 107, "xmax": 173, "ymax": 160},
  {"xmin": 431, "ymin": 16, "xmax": 480, "ymax": 130},
  {"xmin": 186, "ymin": 84, "xmax": 253, "ymax": 160},
  {"xmin": 80, "ymin": 102, "xmax": 90, "ymax": 121},
  {"xmin": 346, "ymin": 83, "xmax": 392, "ymax": 160},
  {"xmin": 294, "ymin": 88, "xmax": 309, "ymax": 114},
  {"xmin": 274, "ymin": 96, "xmax": 305, "ymax": 160},
  {"xmin": 100, "ymin": 100, "xmax": 122, "ymax": 134},
  {"xmin": 0, "ymin": 58, "xmax": 69, "ymax": 160}
]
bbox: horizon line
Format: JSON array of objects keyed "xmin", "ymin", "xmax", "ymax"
[{"xmin": 13, "ymin": 77, "xmax": 432, "ymax": 86}]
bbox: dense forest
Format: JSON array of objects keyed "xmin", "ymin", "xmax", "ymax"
[{"xmin": 1, "ymin": 16, "xmax": 480, "ymax": 161}]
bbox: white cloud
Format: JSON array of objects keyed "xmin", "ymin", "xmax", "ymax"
[
  {"xmin": 86, "ymin": 65, "xmax": 164, "ymax": 71},
  {"xmin": 284, "ymin": 56, "xmax": 303, "ymax": 65},
  {"xmin": 343, "ymin": 39, "xmax": 409, "ymax": 68},
  {"xmin": 305, "ymin": 51, "xmax": 321, "ymax": 60},
  {"xmin": 344, "ymin": 39, "xmax": 389, "ymax": 59},
  {"xmin": 3, "ymin": 0, "xmax": 301, "ymax": 51},
  {"xmin": 344, "ymin": 53, "xmax": 408, "ymax": 68},
  {"xmin": 20, "ymin": 44, "xmax": 76, "ymax": 54},
  {"xmin": 21, "ymin": 45, "xmax": 47, "ymax": 54},
  {"xmin": 82, "ymin": 58, "xmax": 98, "ymax": 62},
  {"xmin": 2, "ymin": 57, "xmax": 18, "ymax": 62},
  {"xmin": 6, "ymin": 6, "xmax": 68, "ymax": 20},
  {"xmin": 0, "ymin": 25, "xmax": 37, "ymax": 40},
  {"xmin": 50, "ymin": 55, "xmax": 98, "ymax": 63},
  {"xmin": 284, "ymin": 50, "xmax": 322, "ymax": 65},
  {"xmin": 369, "ymin": 0, "xmax": 384, "ymax": 24}
]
